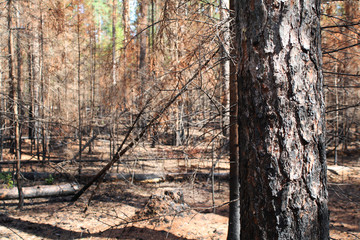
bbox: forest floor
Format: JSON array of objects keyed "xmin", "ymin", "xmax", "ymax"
[{"xmin": 0, "ymin": 139, "xmax": 359, "ymax": 239}]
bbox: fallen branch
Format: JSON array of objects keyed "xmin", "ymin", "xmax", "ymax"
[
  {"xmin": 0, "ymin": 183, "xmax": 79, "ymax": 200},
  {"xmin": 166, "ymin": 172, "xmax": 229, "ymax": 181}
]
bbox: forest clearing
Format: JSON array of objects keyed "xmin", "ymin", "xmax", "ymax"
[{"xmin": 1, "ymin": 0, "xmax": 360, "ymax": 239}]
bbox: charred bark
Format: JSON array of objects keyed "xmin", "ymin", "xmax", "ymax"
[{"xmin": 236, "ymin": 0, "xmax": 329, "ymax": 239}]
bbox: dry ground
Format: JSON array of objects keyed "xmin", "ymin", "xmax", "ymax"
[{"xmin": 0, "ymin": 140, "xmax": 359, "ymax": 239}]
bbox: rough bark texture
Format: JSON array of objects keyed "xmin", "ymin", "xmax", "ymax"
[{"xmin": 236, "ymin": 0, "xmax": 328, "ymax": 239}]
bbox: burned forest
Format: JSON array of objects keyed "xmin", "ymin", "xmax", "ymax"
[{"xmin": 0, "ymin": 0, "xmax": 359, "ymax": 239}]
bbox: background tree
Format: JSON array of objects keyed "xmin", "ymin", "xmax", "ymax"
[{"xmin": 321, "ymin": 0, "xmax": 360, "ymax": 164}]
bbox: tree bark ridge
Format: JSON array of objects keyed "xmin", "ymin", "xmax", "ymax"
[{"xmin": 236, "ymin": 0, "xmax": 329, "ymax": 239}]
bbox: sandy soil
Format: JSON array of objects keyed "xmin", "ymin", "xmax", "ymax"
[{"xmin": 0, "ymin": 141, "xmax": 359, "ymax": 239}]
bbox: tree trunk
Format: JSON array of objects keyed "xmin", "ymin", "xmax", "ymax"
[
  {"xmin": 220, "ymin": 0, "xmax": 230, "ymax": 138},
  {"xmin": 7, "ymin": 0, "xmax": 24, "ymax": 209},
  {"xmin": 235, "ymin": 1, "xmax": 329, "ymax": 239},
  {"xmin": 0, "ymin": 60, "xmax": 3, "ymax": 162},
  {"xmin": 77, "ymin": 4, "xmax": 82, "ymax": 174},
  {"xmin": 8, "ymin": 0, "xmax": 16, "ymax": 155},
  {"xmin": 137, "ymin": 0, "xmax": 149, "ymax": 140},
  {"xmin": 112, "ymin": 0, "xmax": 117, "ymax": 85},
  {"xmin": 27, "ymin": 30, "xmax": 35, "ymax": 153},
  {"xmin": 89, "ymin": 15, "xmax": 96, "ymax": 154},
  {"xmin": 122, "ymin": 0, "xmax": 130, "ymax": 107},
  {"xmin": 15, "ymin": 2, "xmax": 22, "ymax": 161},
  {"xmin": 39, "ymin": 4, "xmax": 46, "ymax": 162},
  {"xmin": 15, "ymin": 0, "xmax": 23, "ymax": 209},
  {"xmin": 138, "ymin": 0, "xmax": 148, "ymax": 93},
  {"xmin": 227, "ymin": 0, "xmax": 240, "ymax": 238}
]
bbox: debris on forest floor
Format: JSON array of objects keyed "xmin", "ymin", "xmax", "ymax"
[
  {"xmin": 0, "ymin": 151, "xmax": 359, "ymax": 239},
  {"xmin": 327, "ymin": 164, "xmax": 360, "ymax": 182},
  {"xmin": 132, "ymin": 189, "xmax": 190, "ymax": 224}
]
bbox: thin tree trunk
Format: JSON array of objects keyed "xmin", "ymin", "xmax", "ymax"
[
  {"xmin": 236, "ymin": 1, "xmax": 329, "ymax": 239},
  {"xmin": 220, "ymin": 0, "xmax": 230, "ymax": 138},
  {"xmin": 15, "ymin": 1, "xmax": 22, "ymax": 159},
  {"xmin": 137, "ymin": 0, "xmax": 149, "ymax": 140},
  {"xmin": 151, "ymin": 0, "xmax": 155, "ymax": 52},
  {"xmin": 27, "ymin": 29, "xmax": 35, "ymax": 154},
  {"xmin": 227, "ymin": 0, "xmax": 240, "ymax": 237},
  {"xmin": 334, "ymin": 67, "xmax": 339, "ymax": 165},
  {"xmin": 0, "ymin": 62, "xmax": 3, "ymax": 162},
  {"xmin": 138, "ymin": 0, "xmax": 148, "ymax": 93},
  {"xmin": 8, "ymin": 0, "xmax": 23, "ymax": 208},
  {"xmin": 33, "ymin": 1, "xmax": 41, "ymax": 161},
  {"xmin": 77, "ymin": 4, "xmax": 82, "ymax": 174},
  {"xmin": 112, "ymin": 0, "xmax": 117, "ymax": 85},
  {"xmin": 174, "ymin": 3, "xmax": 184, "ymax": 146},
  {"xmin": 122, "ymin": 0, "xmax": 130, "ymax": 107},
  {"xmin": 39, "ymin": 4, "xmax": 46, "ymax": 162},
  {"xmin": 15, "ymin": 0, "xmax": 23, "ymax": 209},
  {"xmin": 89, "ymin": 14, "xmax": 96, "ymax": 154},
  {"xmin": 8, "ymin": 0, "xmax": 15, "ymax": 155}
]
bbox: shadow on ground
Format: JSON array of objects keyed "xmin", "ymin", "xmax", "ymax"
[{"xmin": 0, "ymin": 214, "xmax": 193, "ymax": 240}]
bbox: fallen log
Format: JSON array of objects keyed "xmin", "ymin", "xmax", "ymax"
[
  {"xmin": 20, "ymin": 171, "xmax": 229, "ymax": 183},
  {"xmin": 0, "ymin": 157, "xmax": 198, "ymax": 165},
  {"xmin": 0, "ymin": 183, "xmax": 79, "ymax": 200},
  {"xmin": 0, "ymin": 158, "xmax": 107, "ymax": 165},
  {"xmin": 20, "ymin": 172, "xmax": 166, "ymax": 183},
  {"xmin": 165, "ymin": 172, "xmax": 229, "ymax": 181}
]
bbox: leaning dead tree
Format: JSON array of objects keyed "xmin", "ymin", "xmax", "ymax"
[{"xmin": 71, "ymin": 48, "xmax": 219, "ymax": 202}]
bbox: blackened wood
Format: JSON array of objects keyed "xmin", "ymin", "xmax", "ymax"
[{"xmin": 236, "ymin": 0, "xmax": 329, "ymax": 239}]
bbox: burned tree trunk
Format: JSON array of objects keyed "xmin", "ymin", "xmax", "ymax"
[
  {"xmin": 235, "ymin": 0, "xmax": 329, "ymax": 239},
  {"xmin": 227, "ymin": 0, "xmax": 240, "ymax": 239}
]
